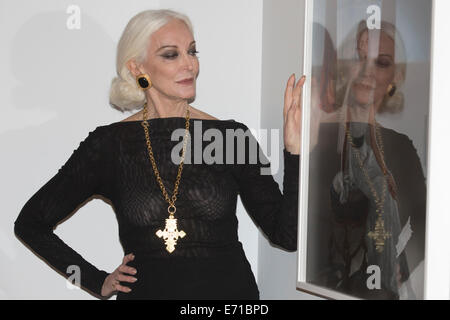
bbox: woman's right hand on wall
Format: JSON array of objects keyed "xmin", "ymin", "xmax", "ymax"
[{"xmin": 101, "ymin": 253, "xmax": 138, "ymax": 297}]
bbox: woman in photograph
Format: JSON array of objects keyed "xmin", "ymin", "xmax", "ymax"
[
  {"xmin": 309, "ymin": 20, "xmax": 426, "ymax": 299},
  {"xmin": 14, "ymin": 9, "xmax": 304, "ymax": 299}
]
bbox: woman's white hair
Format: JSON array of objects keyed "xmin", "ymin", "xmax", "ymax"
[
  {"xmin": 338, "ymin": 20, "xmax": 407, "ymax": 114},
  {"xmin": 109, "ymin": 9, "xmax": 194, "ymax": 112}
]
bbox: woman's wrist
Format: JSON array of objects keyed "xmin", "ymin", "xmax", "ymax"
[{"xmin": 284, "ymin": 146, "xmax": 300, "ymax": 156}]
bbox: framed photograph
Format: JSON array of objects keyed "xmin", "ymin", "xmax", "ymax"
[{"xmin": 296, "ymin": 0, "xmax": 433, "ymax": 300}]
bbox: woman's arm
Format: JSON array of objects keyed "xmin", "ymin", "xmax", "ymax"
[
  {"xmin": 232, "ymin": 74, "xmax": 304, "ymax": 251},
  {"xmin": 233, "ymin": 126, "xmax": 300, "ymax": 251},
  {"xmin": 394, "ymin": 133, "xmax": 427, "ymax": 273},
  {"xmin": 14, "ymin": 127, "xmax": 111, "ymax": 298}
]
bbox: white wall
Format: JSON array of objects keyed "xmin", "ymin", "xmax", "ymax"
[
  {"xmin": 258, "ymin": 0, "xmax": 321, "ymax": 300},
  {"xmin": 1, "ymin": 0, "xmax": 263, "ymax": 299}
]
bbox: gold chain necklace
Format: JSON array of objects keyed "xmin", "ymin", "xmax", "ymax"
[
  {"xmin": 140, "ymin": 102, "xmax": 190, "ymax": 253},
  {"xmin": 346, "ymin": 122, "xmax": 391, "ymax": 253}
]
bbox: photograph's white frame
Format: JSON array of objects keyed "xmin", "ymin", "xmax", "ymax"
[{"xmin": 296, "ymin": 0, "xmax": 450, "ymax": 300}]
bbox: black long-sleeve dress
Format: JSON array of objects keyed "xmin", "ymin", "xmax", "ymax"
[{"xmin": 14, "ymin": 117, "xmax": 300, "ymax": 299}]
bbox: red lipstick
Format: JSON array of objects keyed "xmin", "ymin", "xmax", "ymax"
[{"xmin": 176, "ymin": 78, "xmax": 194, "ymax": 85}]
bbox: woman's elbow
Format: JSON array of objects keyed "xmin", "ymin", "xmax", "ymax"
[
  {"xmin": 271, "ymin": 235, "xmax": 297, "ymax": 252},
  {"xmin": 14, "ymin": 217, "xmax": 28, "ymax": 241}
]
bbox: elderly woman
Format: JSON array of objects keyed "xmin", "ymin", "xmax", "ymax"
[
  {"xmin": 308, "ymin": 20, "xmax": 426, "ymax": 300},
  {"xmin": 14, "ymin": 9, "xmax": 304, "ymax": 299}
]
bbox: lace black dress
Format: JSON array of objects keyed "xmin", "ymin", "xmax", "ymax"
[{"xmin": 14, "ymin": 117, "xmax": 300, "ymax": 300}]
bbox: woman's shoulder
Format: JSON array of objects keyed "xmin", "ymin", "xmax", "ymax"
[
  {"xmin": 100, "ymin": 105, "xmax": 245, "ymax": 128},
  {"xmin": 188, "ymin": 106, "xmax": 220, "ymax": 120},
  {"xmin": 116, "ymin": 105, "xmax": 221, "ymax": 122},
  {"xmin": 379, "ymin": 125, "xmax": 416, "ymax": 149}
]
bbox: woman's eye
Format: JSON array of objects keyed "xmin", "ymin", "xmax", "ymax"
[
  {"xmin": 189, "ymin": 49, "xmax": 199, "ymax": 56},
  {"xmin": 376, "ymin": 59, "xmax": 391, "ymax": 68},
  {"xmin": 162, "ymin": 50, "xmax": 199, "ymax": 60},
  {"xmin": 163, "ymin": 53, "xmax": 178, "ymax": 59}
]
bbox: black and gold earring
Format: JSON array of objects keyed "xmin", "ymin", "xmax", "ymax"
[
  {"xmin": 387, "ymin": 83, "xmax": 396, "ymax": 97},
  {"xmin": 136, "ymin": 74, "xmax": 152, "ymax": 90}
]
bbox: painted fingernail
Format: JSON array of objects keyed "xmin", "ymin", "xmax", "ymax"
[{"xmin": 132, "ymin": 277, "xmax": 138, "ymax": 282}]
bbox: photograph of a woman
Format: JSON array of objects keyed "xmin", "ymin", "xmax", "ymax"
[{"xmin": 306, "ymin": 18, "xmax": 427, "ymax": 300}]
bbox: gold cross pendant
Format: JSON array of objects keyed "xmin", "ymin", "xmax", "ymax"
[
  {"xmin": 156, "ymin": 215, "xmax": 186, "ymax": 253},
  {"xmin": 368, "ymin": 216, "xmax": 391, "ymax": 253}
]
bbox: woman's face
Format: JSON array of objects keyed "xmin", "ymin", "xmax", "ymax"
[
  {"xmin": 141, "ymin": 19, "xmax": 199, "ymax": 101},
  {"xmin": 349, "ymin": 29, "xmax": 396, "ymax": 109}
]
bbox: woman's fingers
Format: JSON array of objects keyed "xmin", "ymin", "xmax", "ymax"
[
  {"xmin": 109, "ymin": 269, "xmax": 136, "ymax": 294},
  {"xmin": 288, "ymin": 101, "xmax": 301, "ymax": 121},
  {"xmin": 116, "ymin": 272, "xmax": 138, "ymax": 283},
  {"xmin": 287, "ymin": 75, "xmax": 306, "ymax": 124},
  {"xmin": 101, "ymin": 254, "xmax": 138, "ymax": 297},
  {"xmin": 114, "ymin": 283, "xmax": 132, "ymax": 293},
  {"xmin": 113, "ymin": 253, "xmax": 137, "ymax": 294},
  {"xmin": 283, "ymin": 74, "xmax": 306, "ymax": 155},
  {"xmin": 118, "ymin": 264, "xmax": 137, "ymax": 275},
  {"xmin": 122, "ymin": 253, "xmax": 134, "ymax": 265},
  {"xmin": 292, "ymin": 75, "xmax": 306, "ymax": 110},
  {"xmin": 285, "ymin": 74, "xmax": 306, "ymax": 123},
  {"xmin": 119, "ymin": 253, "xmax": 137, "ymax": 275},
  {"xmin": 284, "ymin": 74, "xmax": 296, "ymax": 122}
]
